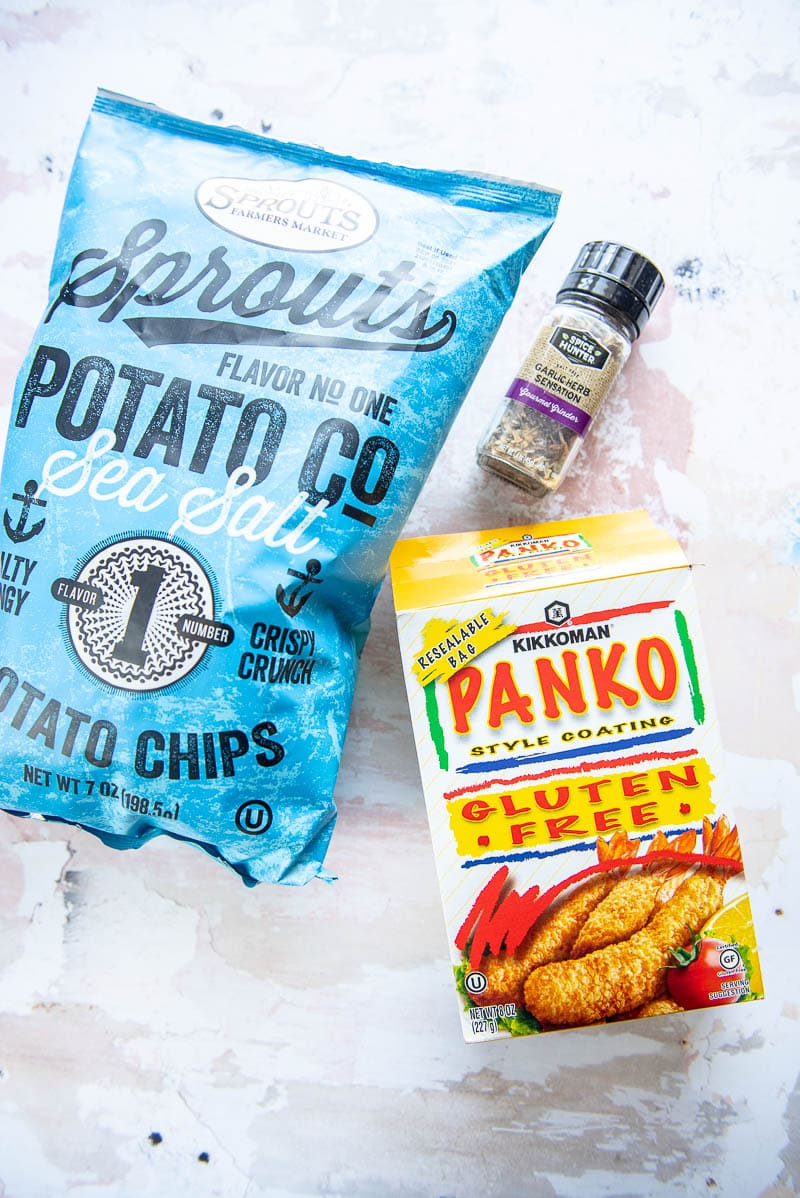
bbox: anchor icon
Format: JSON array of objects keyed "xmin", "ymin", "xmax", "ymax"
[
  {"xmin": 3, "ymin": 480, "xmax": 47, "ymax": 544},
  {"xmin": 275, "ymin": 559, "xmax": 322, "ymax": 618}
]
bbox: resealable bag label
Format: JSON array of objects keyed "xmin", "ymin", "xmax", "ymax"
[
  {"xmin": 0, "ymin": 90, "xmax": 559, "ymax": 884},
  {"xmin": 391, "ymin": 510, "xmax": 764, "ymax": 1039}
]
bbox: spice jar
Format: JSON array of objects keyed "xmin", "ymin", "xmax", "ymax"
[{"xmin": 476, "ymin": 241, "xmax": 664, "ymax": 496}]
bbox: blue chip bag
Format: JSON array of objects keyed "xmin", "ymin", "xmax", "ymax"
[{"xmin": 0, "ymin": 91, "xmax": 559, "ymax": 883}]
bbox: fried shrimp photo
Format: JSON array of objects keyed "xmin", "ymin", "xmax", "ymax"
[
  {"xmin": 570, "ymin": 828, "xmax": 697, "ymax": 957},
  {"xmin": 523, "ymin": 818, "xmax": 742, "ymax": 1028},
  {"xmin": 523, "ymin": 871, "xmax": 725, "ymax": 1026},
  {"xmin": 633, "ymin": 997, "xmax": 685, "ymax": 1018},
  {"xmin": 476, "ymin": 831, "xmax": 636, "ymax": 1008}
]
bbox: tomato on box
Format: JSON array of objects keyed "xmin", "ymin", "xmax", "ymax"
[{"xmin": 667, "ymin": 937, "xmax": 750, "ymax": 1009}]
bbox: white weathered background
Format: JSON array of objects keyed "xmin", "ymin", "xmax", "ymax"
[{"xmin": 0, "ymin": 1, "xmax": 798, "ymax": 1195}]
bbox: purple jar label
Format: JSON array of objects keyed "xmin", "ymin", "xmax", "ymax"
[{"xmin": 506, "ymin": 378, "xmax": 592, "ymax": 436}]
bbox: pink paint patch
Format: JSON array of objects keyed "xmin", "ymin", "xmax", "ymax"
[
  {"xmin": 3, "ymin": 250, "xmax": 47, "ymax": 270},
  {"xmin": 0, "ymin": 7, "xmax": 86, "ymax": 50},
  {"xmin": 542, "ymin": 287, "xmax": 693, "ymax": 540},
  {"xmin": 0, "ymin": 314, "xmax": 41, "ymax": 395},
  {"xmin": 0, "ymin": 157, "xmax": 36, "ymax": 199}
]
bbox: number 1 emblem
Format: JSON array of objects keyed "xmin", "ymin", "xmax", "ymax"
[{"xmin": 66, "ymin": 537, "xmax": 217, "ymax": 691}]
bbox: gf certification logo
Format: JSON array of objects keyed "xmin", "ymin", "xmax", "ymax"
[
  {"xmin": 719, "ymin": 946, "xmax": 743, "ymax": 972},
  {"xmin": 235, "ymin": 799, "xmax": 273, "ymax": 836}
]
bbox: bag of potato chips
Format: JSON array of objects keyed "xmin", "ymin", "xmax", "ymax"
[{"xmin": 0, "ymin": 90, "xmax": 558, "ymax": 883}]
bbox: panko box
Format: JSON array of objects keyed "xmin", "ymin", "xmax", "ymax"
[{"xmin": 390, "ymin": 509, "xmax": 764, "ymax": 1041}]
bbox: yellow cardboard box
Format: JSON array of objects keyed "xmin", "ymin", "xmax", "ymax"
[{"xmin": 390, "ymin": 510, "xmax": 764, "ymax": 1040}]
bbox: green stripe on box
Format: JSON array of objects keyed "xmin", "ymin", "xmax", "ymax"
[
  {"xmin": 675, "ymin": 608, "xmax": 706, "ymax": 725},
  {"xmin": 424, "ymin": 681, "xmax": 449, "ymax": 770}
]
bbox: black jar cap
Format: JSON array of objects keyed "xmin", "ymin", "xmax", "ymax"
[{"xmin": 556, "ymin": 241, "xmax": 665, "ymax": 339}]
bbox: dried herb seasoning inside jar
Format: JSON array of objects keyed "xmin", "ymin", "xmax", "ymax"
[{"xmin": 476, "ymin": 241, "xmax": 664, "ymax": 496}]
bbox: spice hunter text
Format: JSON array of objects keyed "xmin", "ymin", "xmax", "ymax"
[{"xmin": 391, "ymin": 510, "xmax": 764, "ymax": 1041}]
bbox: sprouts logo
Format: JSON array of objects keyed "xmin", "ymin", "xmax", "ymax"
[
  {"xmin": 45, "ymin": 219, "xmax": 456, "ymax": 354},
  {"xmin": 196, "ymin": 176, "xmax": 379, "ymax": 253}
]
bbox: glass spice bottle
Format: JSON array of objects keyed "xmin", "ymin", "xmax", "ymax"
[{"xmin": 476, "ymin": 240, "xmax": 664, "ymax": 496}]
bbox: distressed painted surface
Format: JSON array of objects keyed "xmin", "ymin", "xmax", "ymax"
[{"xmin": 0, "ymin": 1, "xmax": 798, "ymax": 1195}]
